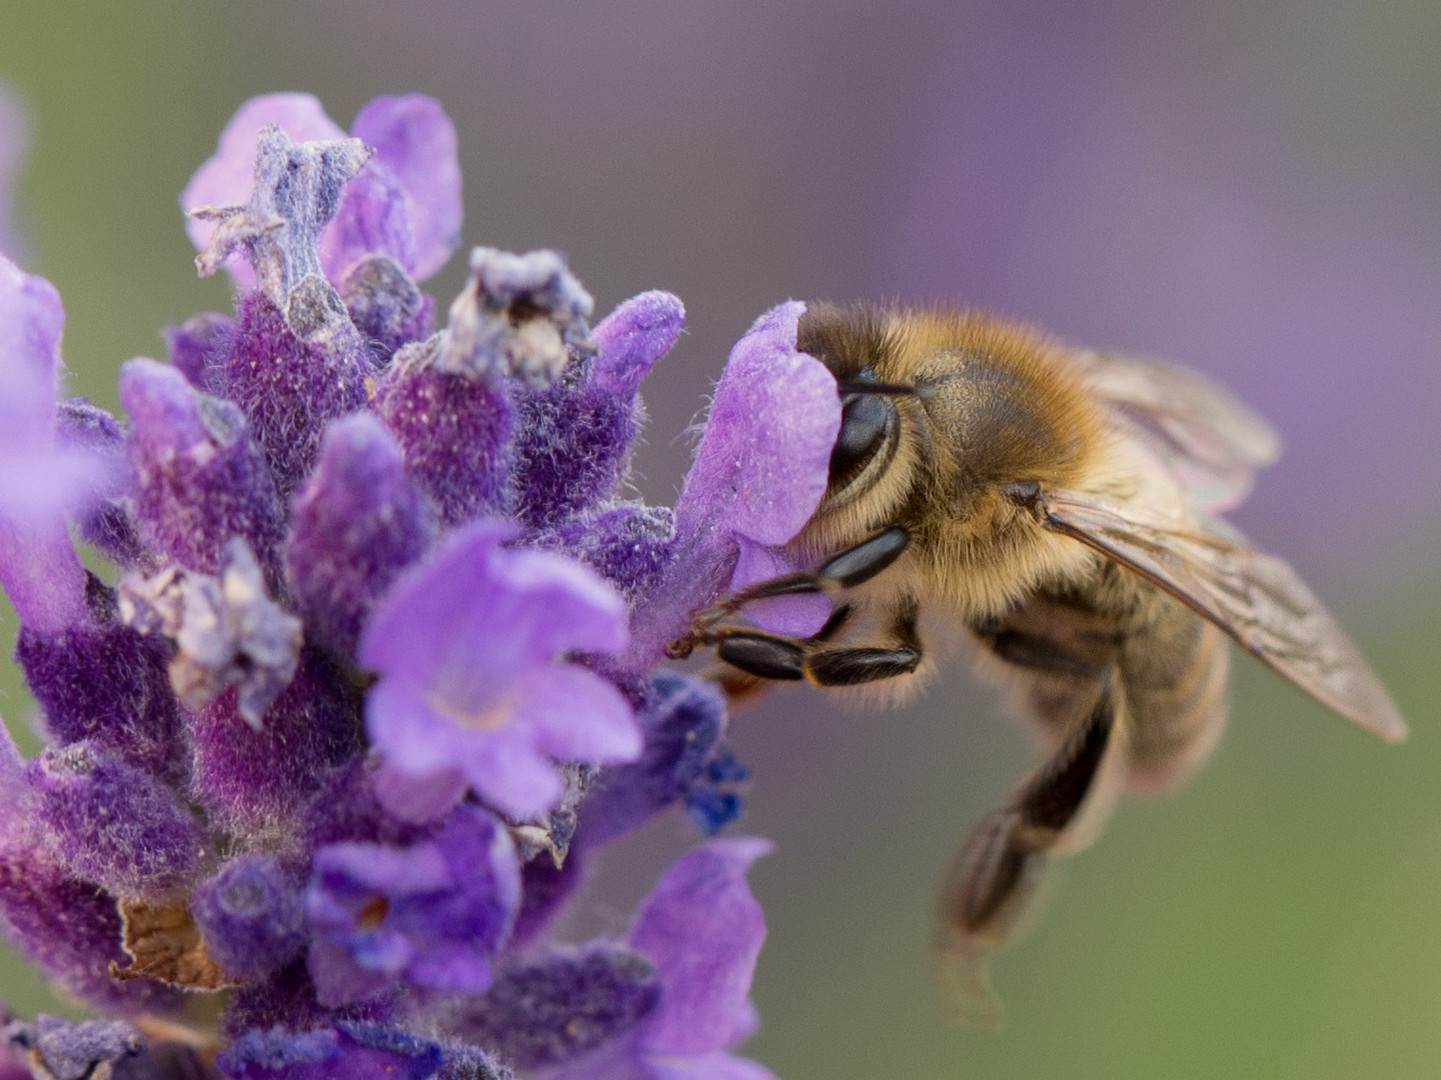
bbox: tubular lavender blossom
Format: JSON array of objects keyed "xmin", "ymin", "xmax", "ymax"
[{"xmin": 0, "ymin": 92, "xmax": 838, "ymax": 1079}]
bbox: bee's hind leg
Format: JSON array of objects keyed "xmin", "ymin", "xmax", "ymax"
[{"xmin": 933, "ymin": 675, "xmax": 1127, "ymax": 1028}]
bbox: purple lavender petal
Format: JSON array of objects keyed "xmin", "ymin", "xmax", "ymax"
[
  {"xmin": 0, "ymin": 256, "xmax": 87, "ymax": 633},
  {"xmin": 361, "ymin": 519, "xmax": 638, "ymax": 821},
  {"xmin": 350, "ymin": 95, "xmax": 463, "ymax": 282},
  {"xmin": 374, "ymin": 342, "xmax": 516, "ymax": 527},
  {"xmin": 181, "ymin": 94, "xmax": 347, "ymax": 289},
  {"xmin": 370, "ymin": 761, "xmax": 466, "ymax": 826},
  {"xmin": 665, "ymin": 1052, "xmax": 780, "ymax": 1080},
  {"xmin": 0, "ymin": 520, "xmax": 88, "ymax": 637},
  {"xmin": 28, "ymin": 742, "xmax": 205, "ymax": 900},
  {"xmin": 285, "ymin": 412, "xmax": 431, "ymax": 661},
  {"xmin": 629, "ymin": 838, "xmax": 772, "ymax": 1058},
  {"xmin": 190, "ymin": 855, "xmax": 307, "ymax": 979},
  {"xmin": 185, "ymin": 94, "xmax": 462, "ymax": 294},
  {"xmin": 590, "ymin": 291, "xmax": 685, "ymax": 399},
  {"xmin": 319, "ymin": 157, "xmax": 413, "ymax": 291},
  {"xmin": 362, "ymin": 679, "xmax": 470, "ymax": 780},
  {"xmin": 517, "ymin": 667, "xmax": 638, "ymax": 763},
  {"xmin": 627, "ymin": 302, "xmax": 840, "ymax": 668},
  {"xmin": 0, "ymin": 724, "xmax": 21, "ymax": 816},
  {"xmin": 306, "ymin": 806, "xmax": 519, "ymax": 1006},
  {"xmin": 729, "ymin": 537, "xmax": 832, "ymax": 637},
  {"xmin": 453, "ymin": 728, "xmax": 570, "ymax": 822},
  {"xmin": 533, "ymin": 840, "xmax": 774, "ymax": 1080},
  {"xmin": 482, "ymin": 543, "xmax": 632, "ymax": 659},
  {"xmin": 677, "ymin": 303, "xmax": 836, "ymax": 546},
  {"xmin": 120, "ymin": 358, "xmax": 285, "ymax": 584}
]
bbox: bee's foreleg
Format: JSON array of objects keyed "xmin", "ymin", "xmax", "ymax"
[{"xmin": 683, "ymin": 527, "xmax": 911, "ymax": 636}]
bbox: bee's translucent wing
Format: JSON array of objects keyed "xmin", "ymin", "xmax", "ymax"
[
  {"xmin": 1039, "ymin": 489, "xmax": 1406, "ymax": 742},
  {"xmin": 1076, "ymin": 351, "xmax": 1281, "ymax": 511}
]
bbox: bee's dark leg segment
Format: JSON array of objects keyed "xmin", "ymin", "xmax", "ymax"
[
  {"xmin": 933, "ymin": 682, "xmax": 1123, "ymax": 1029},
  {"xmin": 705, "ymin": 604, "xmax": 856, "ymax": 699},
  {"xmin": 943, "ymin": 678, "xmax": 1120, "ymax": 937},
  {"xmin": 802, "ymin": 600, "xmax": 922, "ymax": 686},
  {"xmin": 979, "ymin": 627, "xmax": 1111, "ymax": 680},
  {"xmin": 715, "ymin": 632, "xmax": 807, "ymax": 681},
  {"xmin": 815, "ymin": 526, "xmax": 911, "ymax": 589},
  {"xmin": 711, "ymin": 601, "xmax": 920, "ymax": 688},
  {"xmin": 684, "ymin": 527, "xmax": 913, "ymax": 633}
]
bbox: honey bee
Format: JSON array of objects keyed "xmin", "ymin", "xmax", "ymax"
[{"xmin": 673, "ymin": 304, "xmax": 1406, "ymax": 1026}]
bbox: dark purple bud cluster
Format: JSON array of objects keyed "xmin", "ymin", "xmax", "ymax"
[{"xmin": 0, "ymin": 92, "xmax": 847, "ymax": 1079}]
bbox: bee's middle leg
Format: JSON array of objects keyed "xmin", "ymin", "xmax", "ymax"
[{"xmin": 712, "ymin": 598, "xmax": 922, "ymax": 687}]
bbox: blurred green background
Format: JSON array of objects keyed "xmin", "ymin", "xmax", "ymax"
[{"xmin": 1, "ymin": 3, "xmax": 1438, "ymax": 1078}]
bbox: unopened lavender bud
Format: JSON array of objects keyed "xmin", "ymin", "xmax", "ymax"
[{"xmin": 191, "ymin": 855, "xmax": 306, "ymax": 979}]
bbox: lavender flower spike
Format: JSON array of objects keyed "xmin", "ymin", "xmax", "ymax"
[
  {"xmin": 362, "ymin": 518, "xmax": 641, "ymax": 821},
  {"xmin": 0, "ymin": 88, "xmax": 826, "ymax": 1078}
]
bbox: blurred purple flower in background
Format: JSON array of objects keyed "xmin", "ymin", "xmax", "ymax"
[{"xmin": 0, "ymin": 91, "xmax": 835, "ymax": 1078}]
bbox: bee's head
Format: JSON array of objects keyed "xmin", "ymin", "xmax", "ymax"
[{"xmin": 796, "ymin": 303, "xmax": 1109, "ymax": 554}]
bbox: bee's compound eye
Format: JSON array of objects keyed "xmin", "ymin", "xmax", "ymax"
[{"xmin": 829, "ymin": 392, "xmax": 894, "ymax": 491}]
